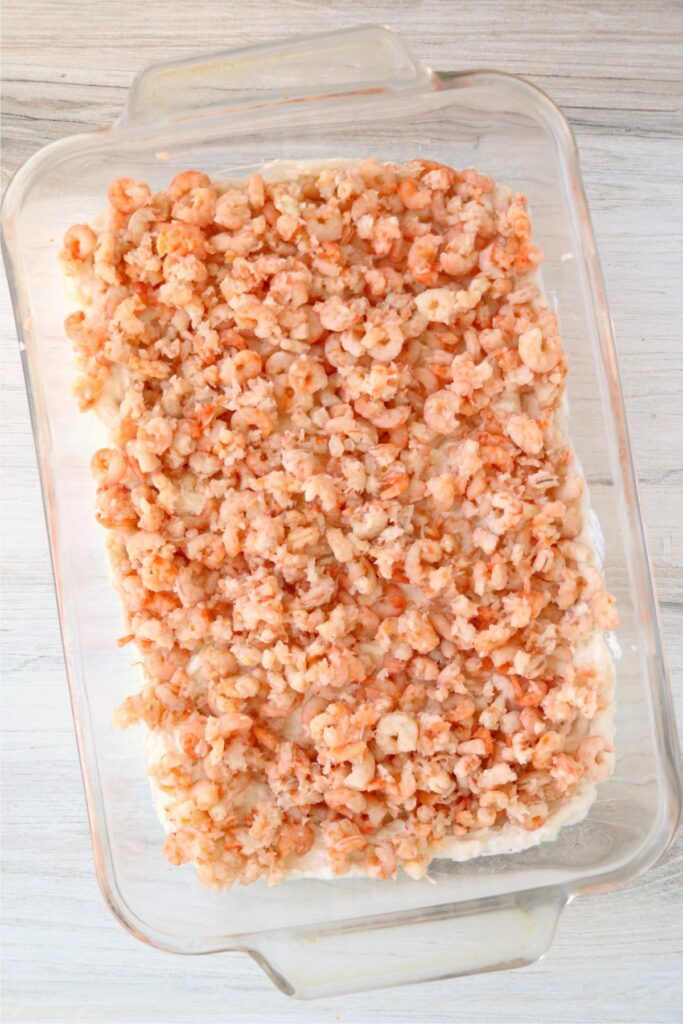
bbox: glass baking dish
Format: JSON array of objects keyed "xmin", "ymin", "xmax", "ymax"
[{"xmin": 2, "ymin": 25, "xmax": 680, "ymax": 998}]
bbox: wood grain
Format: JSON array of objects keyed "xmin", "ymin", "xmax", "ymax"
[{"xmin": 2, "ymin": 1, "xmax": 682, "ymax": 1021}]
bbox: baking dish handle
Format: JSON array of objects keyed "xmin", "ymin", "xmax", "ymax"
[
  {"xmin": 118, "ymin": 25, "xmax": 435, "ymax": 129},
  {"xmin": 249, "ymin": 889, "xmax": 568, "ymax": 998}
]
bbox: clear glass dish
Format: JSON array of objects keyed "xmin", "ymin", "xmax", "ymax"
[{"xmin": 2, "ymin": 25, "xmax": 680, "ymax": 998}]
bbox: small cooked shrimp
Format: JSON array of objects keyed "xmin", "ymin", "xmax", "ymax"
[
  {"xmin": 398, "ymin": 177, "xmax": 432, "ymax": 211},
  {"xmin": 486, "ymin": 493, "xmax": 524, "ymax": 535},
  {"xmin": 576, "ymin": 735, "xmax": 613, "ymax": 781},
  {"xmin": 415, "ymin": 287, "xmax": 457, "ymax": 325},
  {"xmin": 512, "ymin": 676, "xmax": 548, "ymax": 708},
  {"xmin": 374, "ymin": 583, "xmax": 407, "ymax": 619},
  {"xmin": 427, "ymin": 473, "xmax": 456, "ymax": 511},
  {"xmin": 506, "ymin": 413, "xmax": 544, "ymax": 456},
  {"xmin": 157, "ymin": 222, "xmax": 206, "ymax": 257},
  {"xmin": 518, "ymin": 327, "xmax": 562, "ymax": 373},
  {"xmin": 590, "ymin": 590, "xmax": 619, "ymax": 630},
  {"xmin": 91, "ymin": 447, "xmax": 128, "ymax": 486},
  {"xmin": 64, "ymin": 311, "xmax": 104, "ymax": 354},
  {"xmin": 232, "ymin": 350, "xmax": 263, "ymax": 385},
  {"xmin": 230, "ymin": 407, "xmax": 274, "ymax": 437},
  {"xmin": 322, "ymin": 819, "xmax": 367, "ymax": 857},
  {"xmin": 107, "ymin": 177, "xmax": 151, "ymax": 215},
  {"xmin": 344, "ymin": 749, "xmax": 376, "ymax": 790},
  {"xmin": 396, "ymin": 608, "xmax": 439, "ymax": 654},
  {"xmin": 306, "ymin": 205, "xmax": 343, "ymax": 242},
  {"xmin": 407, "ymin": 233, "xmax": 441, "ymax": 286},
  {"xmin": 172, "ymin": 187, "xmax": 216, "ymax": 227},
  {"xmin": 359, "ymin": 158, "xmax": 398, "ymax": 194},
  {"xmin": 324, "ymin": 333, "xmax": 356, "ymax": 369},
  {"xmin": 404, "ymin": 539, "xmax": 442, "ymax": 586},
  {"xmin": 95, "ymin": 483, "xmax": 137, "ymax": 528},
  {"xmin": 365, "ymin": 326, "xmax": 405, "ymax": 363},
  {"xmin": 178, "ymin": 714, "xmax": 209, "ymax": 759},
  {"xmin": 318, "ymin": 296, "xmax": 361, "ymax": 332},
  {"xmin": 354, "ymin": 397, "xmax": 410, "ymax": 430},
  {"xmin": 167, "ymin": 170, "xmax": 211, "ymax": 201},
  {"xmin": 506, "ymin": 798, "xmax": 548, "ymax": 831},
  {"xmin": 211, "ymin": 711, "xmax": 254, "ymax": 738},
  {"xmin": 325, "ymin": 787, "xmax": 367, "ymax": 816},
  {"xmin": 62, "ymin": 224, "xmax": 97, "ymax": 262},
  {"xmin": 288, "ymin": 356, "xmax": 327, "ymax": 393},
  {"xmin": 364, "ymin": 842, "xmax": 397, "ymax": 880},
  {"xmin": 247, "ymin": 173, "xmax": 266, "ymax": 210},
  {"xmin": 137, "ymin": 417, "xmax": 174, "ymax": 455},
  {"xmin": 277, "ymin": 822, "xmax": 315, "ymax": 858},
  {"xmin": 531, "ymin": 730, "xmax": 563, "ymax": 769},
  {"xmin": 423, "ymin": 388, "xmax": 461, "ymax": 435},
  {"xmin": 375, "ymin": 711, "xmax": 418, "ymax": 754}
]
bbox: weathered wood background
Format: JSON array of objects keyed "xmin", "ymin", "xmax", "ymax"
[{"xmin": 2, "ymin": 1, "xmax": 682, "ymax": 1020}]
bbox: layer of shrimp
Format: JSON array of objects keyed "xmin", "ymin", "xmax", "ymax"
[{"xmin": 61, "ymin": 159, "xmax": 617, "ymax": 889}]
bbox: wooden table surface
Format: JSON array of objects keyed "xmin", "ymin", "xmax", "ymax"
[{"xmin": 2, "ymin": 2, "xmax": 682, "ymax": 1021}]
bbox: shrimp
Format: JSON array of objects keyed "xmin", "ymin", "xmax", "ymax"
[
  {"xmin": 325, "ymin": 787, "xmax": 367, "ymax": 816},
  {"xmin": 396, "ymin": 608, "xmax": 439, "ymax": 654},
  {"xmin": 531, "ymin": 730, "xmax": 563, "ymax": 769},
  {"xmin": 91, "ymin": 447, "xmax": 128, "ymax": 486},
  {"xmin": 156, "ymin": 222, "xmax": 206, "ymax": 257},
  {"xmin": 95, "ymin": 484, "xmax": 137, "ymax": 529},
  {"xmin": 232, "ymin": 350, "xmax": 263, "ymax": 385},
  {"xmin": 127, "ymin": 205, "xmax": 157, "ymax": 244},
  {"xmin": 277, "ymin": 823, "xmax": 315, "ymax": 858},
  {"xmin": 318, "ymin": 296, "xmax": 361, "ymax": 332},
  {"xmin": 518, "ymin": 327, "xmax": 562, "ymax": 373},
  {"xmin": 576, "ymin": 735, "xmax": 613, "ymax": 781},
  {"xmin": 214, "ymin": 188, "xmax": 252, "ymax": 231},
  {"xmin": 415, "ymin": 287, "xmax": 457, "ymax": 324},
  {"xmin": 107, "ymin": 178, "xmax": 151, "ymax": 215},
  {"xmin": 230, "ymin": 407, "xmax": 274, "ymax": 437},
  {"xmin": 590, "ymin": 591, "xmax": 619, "ymax": 630},
  {"xmin": 247, "ymin": 173, "xmax": 266, "ymax": 210},
  {"xmin": 354, "ymin": 398, "xmax": 410, "ymax": 430},
  {"xmin": 427, "ymin": 473, "xmax": 456, "ymax": 511},
  {"xmin": 172, "ymin": 187, "xmax": 216, "ymax": 227},
  {"xmin": 506, "ymin": 413, "xmax": 544, "ymax": 456},
  {"xmin": 512, "ymin": 677, "xmax": 548, "ymax": 708},
  {"xmin": 365, "ymin": 325, "xmax": 405, "ymax": 363},
  {"xmin": 137, "ymin": 417, "xmax": 174, "ymax": 455},
  {"xmin": 64, "ymin": 311, "xmax": 104, "ymax": 354},
  {"xmin": 423, "ymin": 388, "xmax": 461, "ymax": 435},
  {"xmin": 322, "ymin": 819, "xmax": 367, "ymax": 857},
  {"xmin": 407, "ymin": 233, "xmax": 441, "ymax": 286},
  {"xmin": 375, "ymin": 711, "xmax": 419, "ymax": 754},
  {"xmin": 344, "ymin": 750, "xmax": 376, "ymax": 790},
  {"xmin": 398, "ymin": 177, "xmax": 432, "ymax": 211},
  {"xmin": 506, "ymin": 798, "xmax": 548, "ymax": 831},
  {"xmin": 364, "ymin": 842, "xmax": 397, "ymax": 880},
  {"xmin": 486, "ymin": 493, "xmax": 525, "ymax": 535},
  {"xmin": 306, "ymin": 205, "xmax": 343, "ymax": 242},
  {"xmin": 288, "ymin": 356, "xmax": 327, "ymax": 393},
  {"xmin": 404, "ymin": 539, "xmax": 442, "ymax": 586},
  {"xmin": 324, "ymin": 333, "xmax": 356, "ymax": 369},
  {"xmin": 178, "ymin": 715, "xmax": 209, "ymax": 759},
  {"xmin": 167, "ymin": 170, "xmax": 211, "ymax": 201},
  {"xmin": 62, "ymin": 224, "xmax": 97, "ymax": 262}
]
